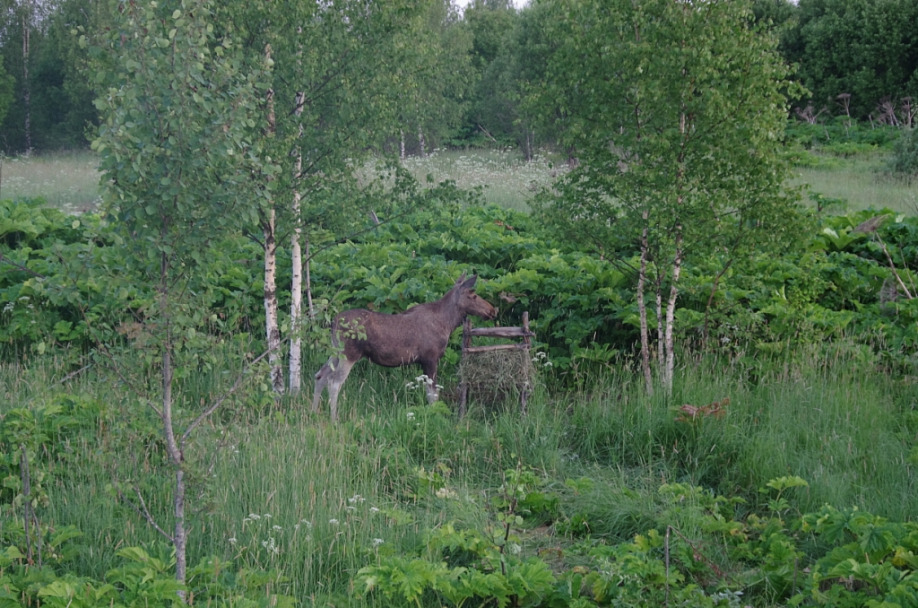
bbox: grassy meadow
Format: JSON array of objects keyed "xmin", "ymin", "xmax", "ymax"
[
  {"xmin": 789, "ymin": 150, "xmax": 918, "ymax": 214},
  {"xmin": 0, "ymin": 151, "xmax": 102, "ymax": 214},
  {"xmin": 2, "ymin": 142, "xmax": 918, "ymax": 605},
  {"xmin": 3, "ymin": 144, "xmax": 916, "ymax": 215}
]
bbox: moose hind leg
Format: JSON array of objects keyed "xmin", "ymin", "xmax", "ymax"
[
  {"xmin": 324, "ymin": 357, "xmax": 357, "ymax": 421},
  {"xmin": 312, "ymin": 357, "xmax": 337, "ymax": 413}
]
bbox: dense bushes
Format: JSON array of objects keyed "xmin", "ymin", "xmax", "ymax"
[{"xmin": 2, "ymin": 197, "xmax": 917, "ymax": 374}]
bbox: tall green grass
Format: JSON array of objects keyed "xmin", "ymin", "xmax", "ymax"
[
  {"xmin": 399, "ymin": 148, "xmax": 564, "ymax": 212},
  {"xmin": 7, "ymin": 339, "xmax": 913, "ymax": 603}
]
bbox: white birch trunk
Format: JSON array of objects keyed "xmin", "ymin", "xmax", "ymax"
[
  {"xmin": 264, "ymin": 208, "xmax": 284, "ymax": 394},
  {"xmin": 638, "ymin": 212, "xmax": 653, "ymax": 395},
  {"xmin": 263, "ymin": 47, "xmax": 284, "ymax": 395},
  {"xmin": 288, "ymin": 91, "xmax": 306, "ymax": 393},
  {"xmin": 662, "ymin": 231, "xmax": 683, "ymax": 394},
  {"xmin": 289, "ymin": 168, "xmax": 303, "ymax": 393},
  {"xmin": 655, "ymin": 274, "xmax": 664, "ymax": 371}
]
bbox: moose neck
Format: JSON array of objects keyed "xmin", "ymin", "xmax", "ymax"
[{"xmin": 430, "ymin": 287, "xmax": 467, "ymax": 331}]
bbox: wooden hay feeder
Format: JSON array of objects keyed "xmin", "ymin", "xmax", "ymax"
[{"xmin": 458, "ymin": 312, "xmax": 535, "ymax": 416}]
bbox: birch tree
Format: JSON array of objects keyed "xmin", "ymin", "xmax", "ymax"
[
  {"xmin": 229, "ymin": 0, "xmax": 432, "ymax": 394},
  {"xmin": 534, "ymin": 0, "xmax": 803, "ymax": 395},
  {"xmin": 89, "ymin": 0, "xmax": 270, "ymax": 596}
]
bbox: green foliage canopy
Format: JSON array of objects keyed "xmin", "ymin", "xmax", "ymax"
[
  {"xmin": 89, "ymin": 0, "xmax": 270, "ymax": 283},
  {"xmin": 533, "ymin": 0, "xmax": 803, "ymax": 264}
]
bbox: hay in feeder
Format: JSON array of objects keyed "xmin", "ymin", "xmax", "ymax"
[{"xmin": 459, "ymin": 347, "xmax": 536, "ymax": 408}]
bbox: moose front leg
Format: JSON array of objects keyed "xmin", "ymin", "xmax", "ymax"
[{"xmin": 421, "ymin": 360, "xmax": 439, "ymax": 403}]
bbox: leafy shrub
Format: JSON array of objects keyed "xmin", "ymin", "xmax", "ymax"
[
  {"xmin": 888, "ymin": 128, "xmax": 918, "ymax": 182},
  {"xmin": 0, "ymin": 544, "xmax": 295, "ymax": 607},
  {"xmin": 785, "ymin": 119, "xmax": 899, "ymax": 150},
  {"xmin": 798, "ymin": 505, "xmax": 918, "ymax": 607},
  {"xmin": 4, "ymin": 195, "xmax": 917, "ymax": 373}
]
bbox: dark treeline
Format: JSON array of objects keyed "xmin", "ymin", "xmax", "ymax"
[{"xmin": 1, "ymin": 0, "xmax": 916, "ymax": 156}]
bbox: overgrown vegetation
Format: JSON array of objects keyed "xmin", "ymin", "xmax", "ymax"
[
  {"xmin": 3, "ymin": 196, "xmax": 916, "ymax": 375},
  {"xmin": 2, "ymin": 190, "xmax": 916, "ymax": 605},
  {"xmin": 1, "ymin": 348, "xmax": 916, "ymax": 606},
  {"xmin": 3, "ymin": 0, "xmax": 917, "ymax": 605}
]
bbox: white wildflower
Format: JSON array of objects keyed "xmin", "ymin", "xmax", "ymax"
[
  {"xmin": 435, "ymin": 487, "xmax": 457, "ymax": 499},
  {"xmin": 414, "ymin": 374, "xmax": 434, "ymax": 386}
]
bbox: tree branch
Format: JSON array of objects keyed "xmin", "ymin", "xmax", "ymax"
[
  {"xmin": 181, "ymin": 345, "xmax": 276, "ymax": 444},
  {"xmin": 0, "ymin": 251, "xmax": 45, "ymax": 278},
  {"xmin": 116, "ymin": 484, "xmax": 174, "ymax": 542}
]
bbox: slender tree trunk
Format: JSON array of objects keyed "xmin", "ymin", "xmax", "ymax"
[
  {"xmin": 661, "ymin": 106, "xmax": 689, "ymax": 395},
  {"xmin": 158, "ymin": 252, "xmax": 187, "ymax": 600},
  {"xmin": 172, "ymin": 464, "xmax": 187, "ymax": 600},
  {"xmin": 399, "ymin": 129, "xmax": 406, "ymax": 160},
  {"xmin": 638, "ymin": 211, "xmax": 653, "ymax": 395},
  {"xmin": 289, "ymin": 91, "xmax": 306, "ymax": 393},
  {"xmin": 662, "ymin": 231, "xmax": 682, "ymax": 394},
  {"xmin": 21, "ymin": 3, "xmax": 32, "ymax": 154},
  {"xmin": 264, "ymin": 208, "xmax": 284, "ymax": 394},
  {"xmin": 289, "ymin": 226, "xmax": 302, "ymax": 391},
  {"xmin": 289, "ymin": 172, "xmax": 303, "ymax": 393},
  {"xmin": 417, "ymin": 122, "xmax": 426, "ymax": 157},
  {"xmin": 655, "ymin": 273, "xmax": 664, "ymax": 371},
  {"xmin": 263, "ymin": 47, "xmax": 284, "ymax": 394}
]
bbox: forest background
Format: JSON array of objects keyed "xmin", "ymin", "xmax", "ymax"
[
  {"xmin": 2, "ymin": 0, "xmax": 918, "ymax": 607},
  {"xmin": 1, "ymin": 0, "xmax": 917, "ymax": 155}
]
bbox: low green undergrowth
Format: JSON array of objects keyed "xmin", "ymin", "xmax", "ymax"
[
  {"xmin": 3, "ymin": 198, "xmax": 917, "ymax": 378},
  {"xmin": 2, "ymin": 343, "xmax": 915, "ymax": 606}
]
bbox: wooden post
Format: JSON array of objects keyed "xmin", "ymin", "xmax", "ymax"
[
  {"xmin": 459, "ymin": 318, "xmax": 472, "ymax": 416},
  {"xmin": 520, "ymin": 311, "xmax": 531, "ymax": 414}
]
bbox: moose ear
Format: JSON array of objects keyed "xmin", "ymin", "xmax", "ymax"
[{"xmin": 462, "ymin": 275, "xmax": 478, "ymax": 289}]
